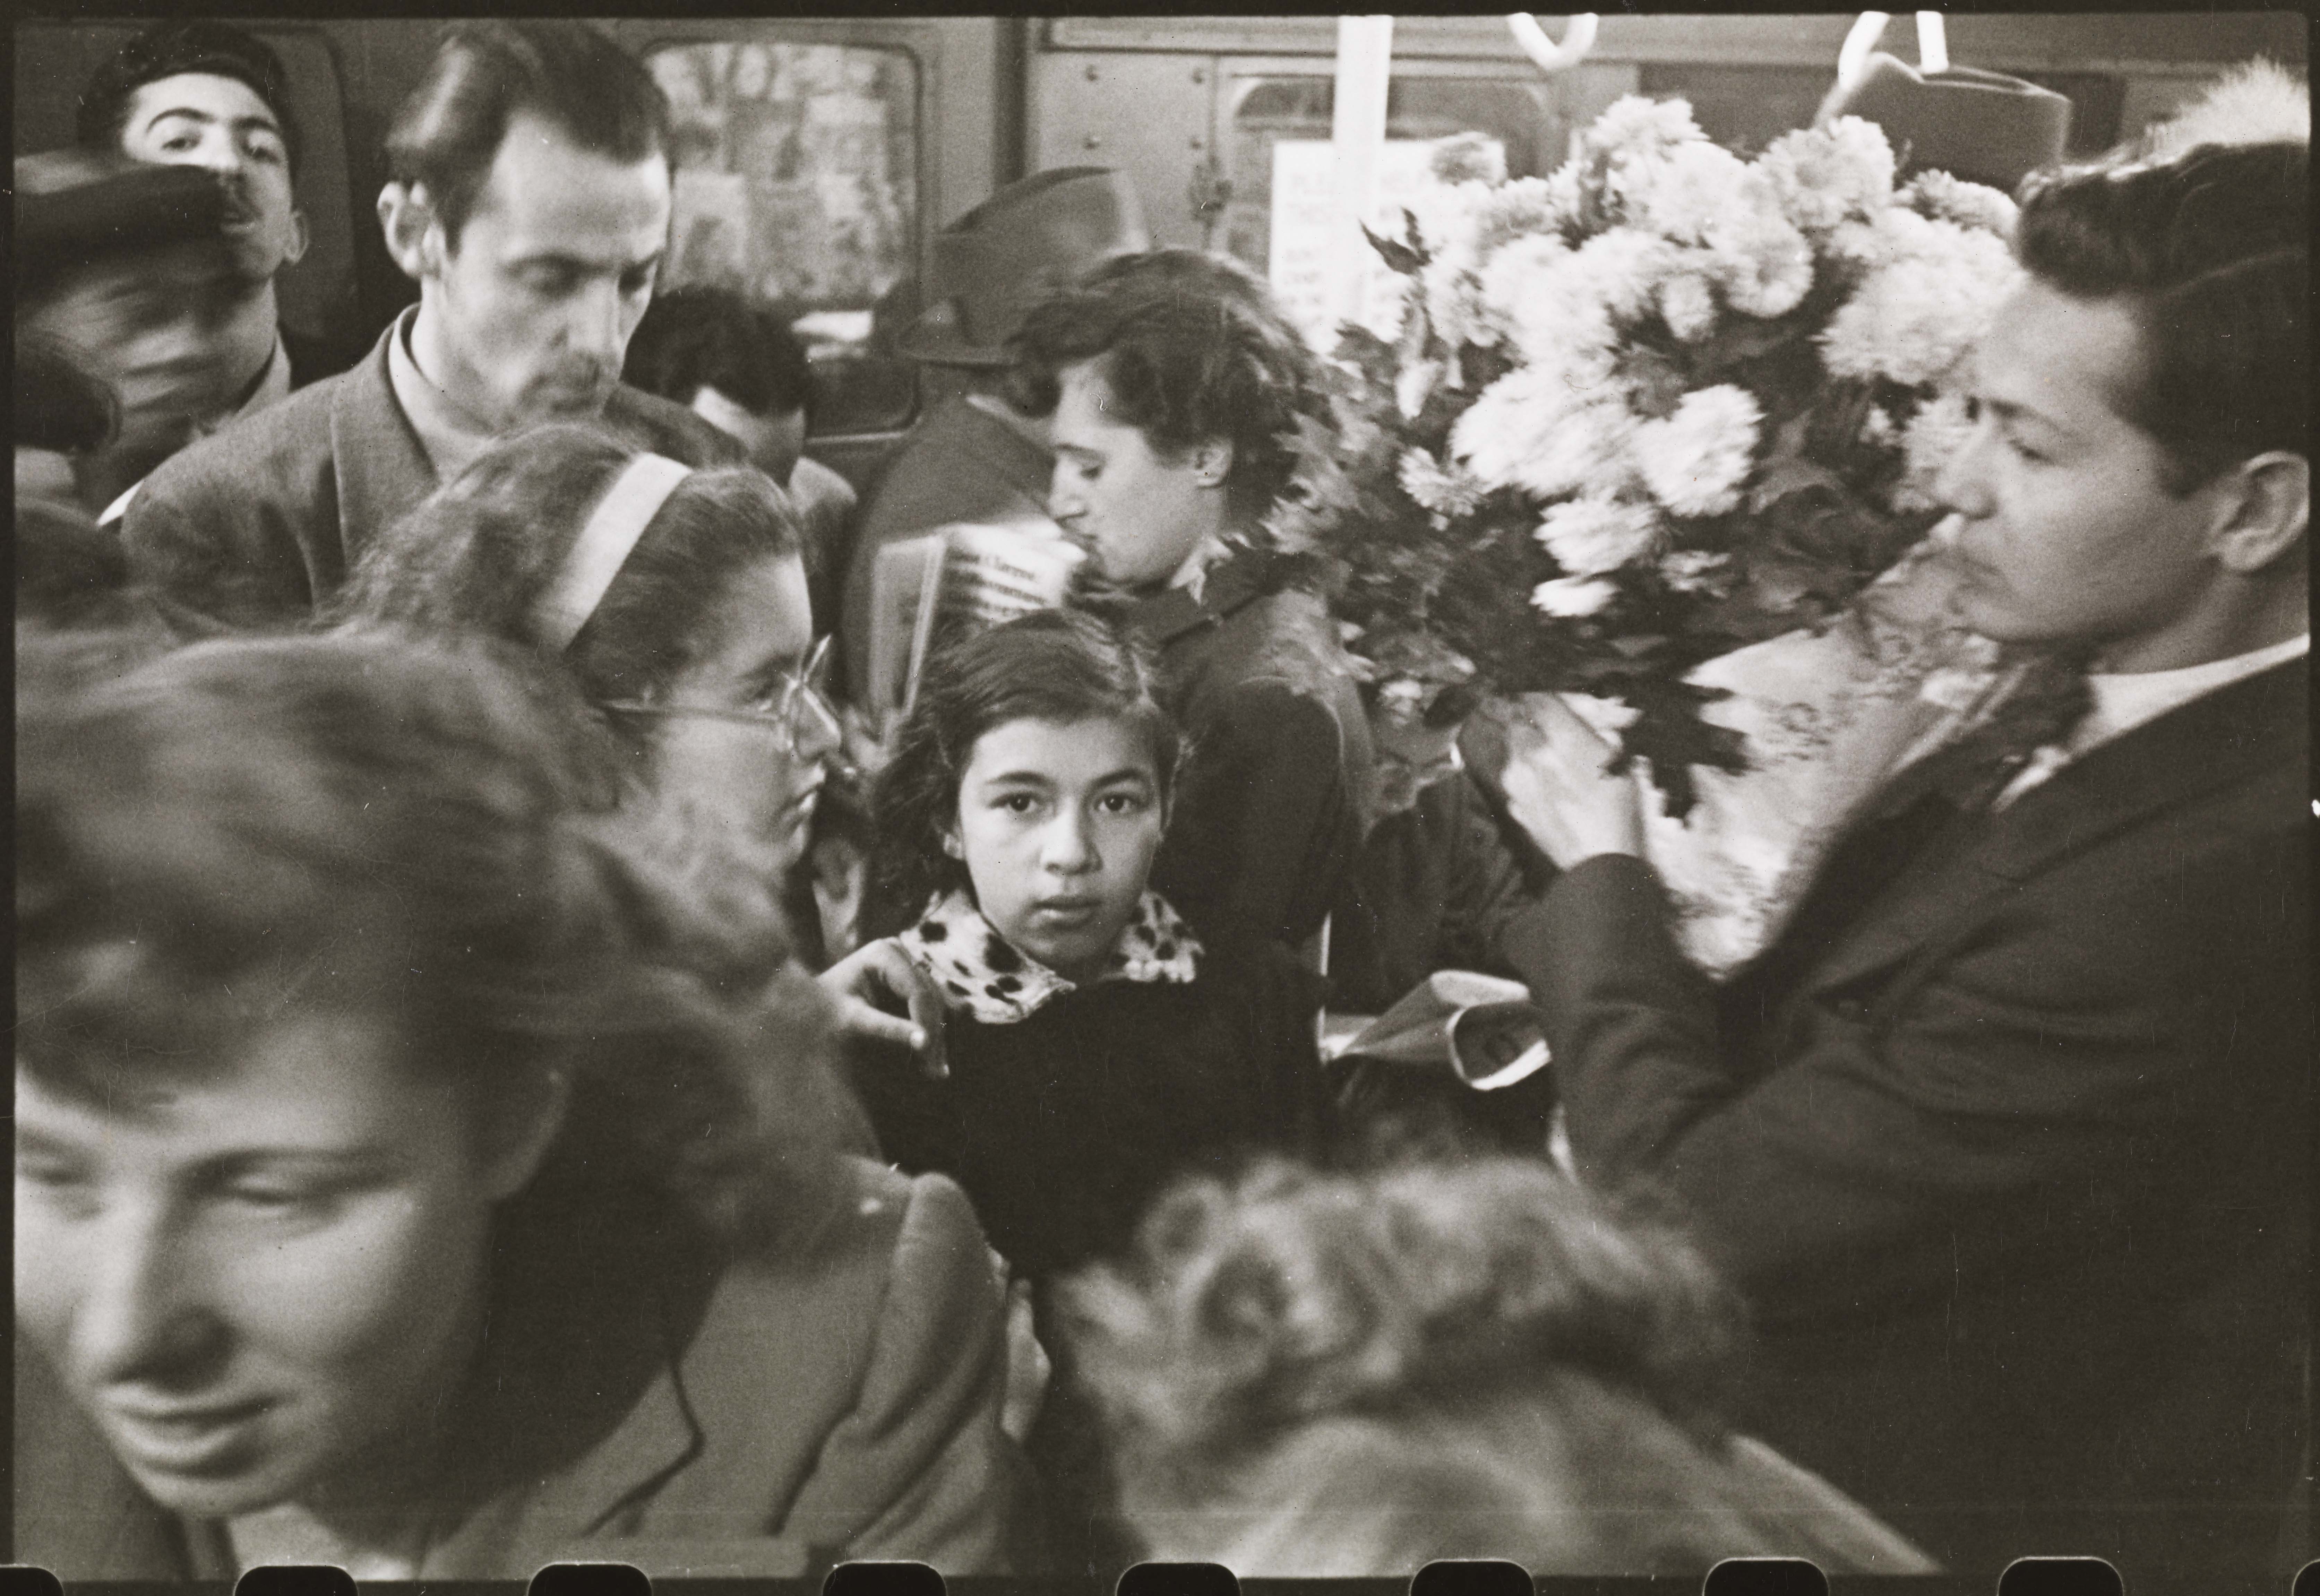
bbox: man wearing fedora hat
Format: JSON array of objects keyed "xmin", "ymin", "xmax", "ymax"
[
  {"xmin": 14, "ymin": 147, "xmax": 247, "ymax": 516},
  {"xmin": 837, "ymin": 167, "xmax": 1149, "ymax": 700},
  {"xmin": 1816, "ymin": 50, "xmax": 2075, "ymax": 193}
]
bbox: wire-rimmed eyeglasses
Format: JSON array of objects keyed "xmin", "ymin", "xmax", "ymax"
[{"xmin": 603, "ymin": 636, "xmax": 846, "ymax": 766}]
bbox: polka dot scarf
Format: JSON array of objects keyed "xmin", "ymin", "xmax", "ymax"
[{"xmin": 897, "ymin": 889, "xmax": 1203, "ymax": 1024}]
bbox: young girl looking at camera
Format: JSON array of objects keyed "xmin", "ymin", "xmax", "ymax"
[
  {"xmin": 826, "ymin": 608, "xmax": 1329, "ymax": 1288},
  {"xmin": 821, "ymin": 608, "xmax": 1331, "ymax": 1569}
]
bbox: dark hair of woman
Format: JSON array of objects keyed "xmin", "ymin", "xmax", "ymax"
[
  {"xmin": 15, "ymin": 624, "xmax": 857, "ymax": 1248},
  {"xmin": 336, "ymin": 421, "xmax": 801, "ymax": 714},
  {"xmin": 864, "ymin": 607, "xmax": 1179, "ymax": 935},
  {"xmin": 1010, "ymin": 266, "xmax": 1330, "ymax": 529}
]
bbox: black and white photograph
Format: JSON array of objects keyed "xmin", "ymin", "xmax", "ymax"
[{"xmin": 11, "ymin": 12, "xmax": 2310, "ymax": 1593}]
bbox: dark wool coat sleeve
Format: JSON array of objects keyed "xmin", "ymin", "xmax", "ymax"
[
  {"xmin": 1516, "ymin": 661, "xmax": 2310, "ymax": 1587},
  {"xmin": 1153, "ymin": 676, "xmax": 1360, "ymax": 951}
]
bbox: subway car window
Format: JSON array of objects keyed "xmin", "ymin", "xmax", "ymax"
[{"xmin": 647, "ymin": 40, "xmax": 920, "ymax": 438}]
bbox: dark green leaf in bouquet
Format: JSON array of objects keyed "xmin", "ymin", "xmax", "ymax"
[
  {"xmin": 1362, "ymin": 216, "xmax": 1430, "ymax": 277},
  {"xmin": 1686, "ymin": 313, "xmax": 1803, "ymax": 382},
  {"xmin": 1458, "ymin": 337, "xmax": 1519, "ymax": 398},
  {"xmin": 1333, "ymin": 322, "xmax": 1401, "ymax": 393}
]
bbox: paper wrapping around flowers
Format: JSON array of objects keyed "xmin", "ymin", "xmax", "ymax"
[{"xmin": 1521, "ymin": 542, "xmax": 2003, "ymax": 980}]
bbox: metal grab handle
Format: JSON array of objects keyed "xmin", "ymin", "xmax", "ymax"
[
  {"xmin": 1505, "ymin": 14, "xmax": 1599, "ymax": 75},
  {"xmin": 1838, "ymin": 11, "xmax": 1950, "ymax": 89}
]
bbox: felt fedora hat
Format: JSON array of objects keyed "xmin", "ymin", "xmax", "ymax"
[
  {"xmin": 1819, "ymin": 52, "xmax": 2074, "ymax": 194},
  {"xmin": 899, "ymin": 166, "xmax": 1150, "ymax": 367},
  {"xmin": 15, "ymin": 147, "xmax": 227, "ymax": 295}
]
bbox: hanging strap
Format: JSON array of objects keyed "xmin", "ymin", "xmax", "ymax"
[{"xmin": 531, "ymin": 452, "xmax": 693, "ymax": 651}]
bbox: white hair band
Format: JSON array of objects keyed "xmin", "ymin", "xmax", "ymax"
[{"xmin": 531, "ymin": 452, "xmax": 694, "ymax": 652}]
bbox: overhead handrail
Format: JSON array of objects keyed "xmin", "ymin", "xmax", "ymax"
[
  {"xmin": 1506, "ymin": 14, "xmax": 1599, "ymax": 75},
  {"xmin": 1839, "ymin": 11, "xmax": 1950, "ymax": 88}
]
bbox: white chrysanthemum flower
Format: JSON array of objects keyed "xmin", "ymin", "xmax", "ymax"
[
  {"xmin": 1631, "ymin": 384, "xmax": 1762, "ymax": 517},
  {"xmin": 1893, "ymin": 389, "xmax": 1975, "ymax": 511},
  {"xmin": 1658, "ymin": 268, "xmax": 1718, "ymax": 342},
  {"xmin": 1829, "ymin": 205, "xmax": 1940, "ymax": 269},
  {"xmin": 1658, "ymin": 549, "xmax": 1733, "ymax": 593},
  {"xmin": 1901, "ymin": 169, "xmax": 2018, "ymax": 237},
  {"xmin": 1586, "ymin": 96, "xmax": 1706, "ymax": 161},
  {"xmin": 1822, "ymin": 226, "xmax": 2019, "ymax": 387},
  {"xmin": 1532, "ymin": 575, "xmax": 1620, "ymax": 617},
  {"xmin": 1571, "ymin": 228, "xmax": 1675, "ymax": 325},
  {"xmin": 1757, "ymin": 117, "xmax": 1896, "ymax": 235},
  {"xmin": 1534, "ymin": 495, "xmax": 1665, "ymax": 576},
  {"xmin": 1713, "ymin": 207, "xmax": 1816, "ymax": 319},
  {"xmin": 1451, "ymin": 367, "xmax": 1635, "ymax": 500},
  {"xmin": 1398, "ymin": 449, "xmax": 1488, "ymax": 519},
  {"xmin": 1622, "ymin": 140, "xmax": 1756, "ymax": 245},
  {"xmin": 1470, "ymin": 176, "xmax": 1566, "ymax": 264},
  {"xmin": 1429, "ymin": 131, "xmax": 1507, "ymax": 187},
  {"xmin": 1478, "ymin": 232, "xmax": 1581, "ymax": 346}
]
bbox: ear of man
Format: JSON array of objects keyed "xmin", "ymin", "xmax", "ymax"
[
  {"xmin": 282, "ymin": 207, "xmax": 312, "ymax": 271},
  {"xmin": 2206, "ymin": 450, "xmax": 2310, "ymax": 575},
  {"xmin": 377, "ymin": 181, "xmax": 444, "ymax": 281},
  {"xmin": 1192, "ymin": 437, "xmax": 1233, "ymax": 487}
]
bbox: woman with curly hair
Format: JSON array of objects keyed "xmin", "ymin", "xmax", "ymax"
[
  {"xmin": 820, "ymin": 607, "xmax": 1331, "ymax": 1568},
  {"xmin": 1015, "ymin": 262, "xmax": 1375, "ymax": 955},
  {"xmin": 14, "ymin": 628, "xmax": 1028, "ymax": 1579},
  {"xmin": 1062, "ymin": 1156, "xmax": 1933, "ymax": 1576},
  {"xmin": 337, "ymin": 421, "xmax": 842, "ymax": 881}
]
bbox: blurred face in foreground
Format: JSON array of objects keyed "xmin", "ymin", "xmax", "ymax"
[
  {"xmin": 15, "ymin": 1009, "xmax": 560, "ymax": 1520},
  {"xmin": 950, "ymin": 715, "xmax": 1166, "ymax": 981}
]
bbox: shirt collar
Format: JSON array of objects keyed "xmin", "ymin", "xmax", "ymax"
[
  {"xmin": 897, "ymin": 889, "xmax": 1201, "ymax": 1024},
  {"xmin": 1993, "ymin": 632, "xmax": 2310, "ymax": 809},
  {"xmin": 385, "ymin": 303, "xmax": 502, "ymax": 482},
  {"xmin": 2075, "ymin": 632, "xmax": 2310, "ymax": 753}
]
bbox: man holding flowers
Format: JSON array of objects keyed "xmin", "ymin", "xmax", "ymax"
[{"xmin": 1499, "ymin": 133, "xmax": 2308, "ymax": 1588}]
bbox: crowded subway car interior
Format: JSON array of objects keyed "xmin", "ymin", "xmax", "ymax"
[{"xmin": 10, "ymin": 12, "xmax": 2313, "ymax": 1594}]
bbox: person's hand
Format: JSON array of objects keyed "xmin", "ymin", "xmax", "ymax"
[
  {"xmin": 998, "ymin": 1273, "xmax": 1051, "ymax": 1444},
  {"xmin": 819, "ymin": 937, "xmax": 947, "ymax": 1078},
  {"xmin": 1496, "ymin": 693, "xmax": 1648, "ymax": 869}
]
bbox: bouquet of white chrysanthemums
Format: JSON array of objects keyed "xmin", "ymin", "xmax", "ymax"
[{"xmin": 1289, "ymin": 96, "xmax": 2021, "ymax": 817}]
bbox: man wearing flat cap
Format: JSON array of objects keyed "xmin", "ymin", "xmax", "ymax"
[{"xmin": 837, "ymin": 167, "xmax": 1149, "ymax": 702}]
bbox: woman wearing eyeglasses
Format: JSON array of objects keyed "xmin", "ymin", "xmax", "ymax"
[{"xmin": 339, "ymin": 422, "xmax": 844, "ymax": 884}]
